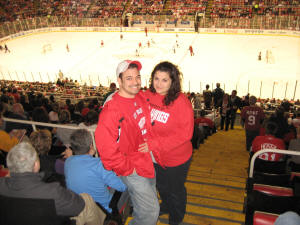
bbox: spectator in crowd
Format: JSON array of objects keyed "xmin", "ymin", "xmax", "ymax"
[
  {"xmin": 0, "ymin": 104, "xmax": 20, "ymax": 153},
  {"xmin": 20, "ymin": 94, "xmax": 32, "ymax": 113},
  {"xmin": 251, "ymin": 122, "xmax": 285, "ymax": 161},
  {"xmin": 229, "ymin": 90, "xmax": 241, "ymax": 129},
  {"xmin": 56, "ymin": 109, "xmax": 77, "ymax": 147},
  {"xmin": 190, "ymin": 92, "xmax": 201, "ymax": 110},
  {"xmin": 141, "ymin": 61, "xmax": 193, "ymax": 225},
  {"xmin": 220, "ymin": 93, "xmax": 231, "ymax": 131},
  {"xmin": 49, "ymin": 102, "xmax": 59, "ymax": 123},
  {"xmin": 292, "ymin": 110, "xmax": 300, "ymax": 128},
  {"xmin": 241, "ymin": 95, "xmax": 265, "ymax": 151},
  {"xmin": 79, "ymin": 110, "xmax": 99, "ymax": 130},
  {"xmin": 5, "ymin": 103, "xmax": 32, "ymax": 134},
  {"xmin": 241, "ymin": 94, "xmax": 250, "ymax": 107},
  {"xmin": 102, "ymin": 82, "xmax": 117, "ymax": 105},
  {"xmin": 29, "ymin": 129, "xmax": 65, "ymax": 186},
  {"xmin": 95, "ymin": 60, "xmax": 160, "ymax": 225},
  {"xmin": 32, "ymin": 106, "xmax": 52, "ymax": 131},
  {"xmin": 203, "ymin": 84, "xmax": 212, "ymax": 109},
  {"xmin": 287, "ymin": 126, "xmax": 300, "ymax": 165},
  {"xmin": 212, "ymin": 83, "xmax": 224, "ymax": 108},
  {"xmin": 268, "ymin": 106, "xmax": 292, "ymax": 143},
  {"xmin": 0, "ymin": 142, "xmax": 106, "ymax": 225},
  {"xmin": 195, "ymin": 109, "xmax": 216, "ymax": 137},
  {"xmin": 64, "ymin": 129, "xmax": 127, "ymax": 214}
]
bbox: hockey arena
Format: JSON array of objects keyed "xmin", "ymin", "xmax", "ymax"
[
  {"xmin": 1, "ymin": 30, "xmax": 299, "ymax": 100},
  {"xmin": 1, "ymin": 1, "xmax": 300, "ymax": 224}
]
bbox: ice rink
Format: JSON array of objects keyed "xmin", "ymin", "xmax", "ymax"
[{"xmin": 1, "ymin": 31, "xmax": 299, "ymax": 99}]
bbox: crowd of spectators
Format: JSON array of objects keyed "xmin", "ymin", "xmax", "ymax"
[
  {"xmin": 0, "ymin": 77, "xmax": 300, "ymax": 223},
  {"xmin": 1, "ymin": 0, "xmax": 299, "ymax": 23},
  {"xmin": 126, "ymin": 0, "xmax": 164, "ymax": 16}
]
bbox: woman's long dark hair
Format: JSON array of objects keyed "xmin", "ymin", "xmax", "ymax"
[{"xmin": 149, "ymin": 61, "xmax": 182, "ymax": 106}]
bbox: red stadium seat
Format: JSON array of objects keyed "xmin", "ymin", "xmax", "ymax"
[
  {"xmin": 0, "ymin": 165, "xmax": 9, "ymax": 177},
  {"xmin": 253, "ymin": 211, "xmax": 278, "ymax": 225},
  {"xmin": 253, "ymin": 184, "xmax": 293, "ymax": 197}
]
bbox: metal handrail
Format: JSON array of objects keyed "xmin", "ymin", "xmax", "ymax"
[
  {"xmin": 3, "ymin": 117, "xmax": 97, "ymax": 155},
  {"xmin": 249, "ymin": 149, "xmax": 300, "ymax": 178}
]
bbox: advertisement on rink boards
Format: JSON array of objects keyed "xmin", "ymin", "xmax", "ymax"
[{"xmin": 1, "ymin": 26, "xmax": 300, "ymax": 44}]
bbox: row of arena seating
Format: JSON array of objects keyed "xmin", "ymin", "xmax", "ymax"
[{"xmin": 244, "ymin": 151, "xmax": 300, "ymax": 225}]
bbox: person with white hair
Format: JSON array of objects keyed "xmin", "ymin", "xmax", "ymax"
[{"xmin": 0, "ymin": 142, "xmax": 106, "ymax": 225}]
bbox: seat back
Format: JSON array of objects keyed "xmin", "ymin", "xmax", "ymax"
[
  {"xmin": 253, "ymin": 211, "xmax": 278, "ymax": 225},
  {"xmin": 253, "ymin": 172, "xmax": 291, "ymax": 187},
  {"xmin": 254, "ymin": 158, "xmax": 287, "ymax": 174},
  {"xmin": 0, "ymin": 165, "xmax": 9, "ymax": 177},
  {"xmin": 244, "ymin": 190, "xmax": 297, "ymax": 225},
  {"xmin": 0, "ymin": 195, "xmax": 71, "ymax": 225}
]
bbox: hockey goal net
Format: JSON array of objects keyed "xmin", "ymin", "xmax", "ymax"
[
  {"xmin": 266, "ymin": 49, "xmax": 275, "ymax": 64},
  {"xmin": 41, "ymin": 44, "xmax": 52, "ymax": 54}
]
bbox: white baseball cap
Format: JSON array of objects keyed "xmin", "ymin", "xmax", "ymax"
[{"xmin": 116, "ymin": 60, "xmax": 142, "ymax": 78}]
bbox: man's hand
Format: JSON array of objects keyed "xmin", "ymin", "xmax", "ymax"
[
  {"xmin": 138, "ymin": 142, "xmax": 149, "ymax": 153},
  {"xmin": 89, "ymin": 145, "xmax": 96, "ymax": 156},
  {"xmin": 61, "ymin": 148, "xmax": 73, "ymax": 159}
]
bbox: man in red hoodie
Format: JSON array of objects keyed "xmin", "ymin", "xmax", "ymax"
[
  {"xmin": 252, "ymin": 122, "xmax": 285, "ymax": 161},
  {"xmin": 241, "ymin": 95, "xmax": 265, "ymax": 151},
  {"xmin": 95, "ymin": 60, "xmax": 160, "ymax": 225}
]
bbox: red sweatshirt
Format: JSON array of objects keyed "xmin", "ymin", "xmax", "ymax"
[
  {"xmin": 95, "ymin": 92, "xmax": 161, "ymax": 178},
  {"xmin": 141, "ymin": 90, "xmax": 194, "ymax": 167},
  {"xmin": 252, "ymin": 135, "xmax": 285, "ymax": 161},
  {"xmin": 241, "ymin": 105, "xmax": 265, "ymax": 131}
]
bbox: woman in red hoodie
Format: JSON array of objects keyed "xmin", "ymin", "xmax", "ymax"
[{"xmin": 142, "ymin": 61, "xmax": 194, "ymax": 225}]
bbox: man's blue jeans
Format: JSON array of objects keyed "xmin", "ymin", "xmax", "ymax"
[
  {"xmin": 274, "ymin": 211, "xmax": 300, "ymax": 225},
  {"xmin": 121, "ymin": 171, "xmax": 159, "ymax": 225}
]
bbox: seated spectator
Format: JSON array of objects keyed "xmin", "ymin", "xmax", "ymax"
[
  {"xmin": 64, "ymin": 129, "xmax": 127, "ymax": 214},
  {"xmin": 195, "ymin": 110, "xmax": 216, "ymax": 136},
  {"xmin": 30, "ymin": 129, "xmax": 65, "ymax": 186},
  {"xmin": 56, "ymin": 109, "xmax": 77, "ymax": 147},
  {"xmin": 0, "ymin": 142, "xmax": 106, "ymax": 224},
  {"xmin": 0, "ymin": 103, "xmax": 25, "ymax": 153},
  {"xmin": 252, "ymin": 122, "xmax": 285, "ymax": 161},
  {"xmin": 49, "ymin": 102, "xmax": 59, "ymax": 123},
  {"xmin": 79, "ymin": 110, "xmax": 99, "ymax": 130},
  {"xmin": 287, "ymin": 127, "xmax": 300, "ymax": 168},
  {"xmin": 292, "ymin": 110, "xmax": 300, "ymax": 128},
  {"xmin": 5, "ymin": 103, "xmax": 32, "ymax": 134},
  {"xmin": 268, "ymin": 106, "xmax": 290, "ymax": 140},
  {"xmin": 32, "ymin": 106, "xmax": 52, "ymax": 131}
]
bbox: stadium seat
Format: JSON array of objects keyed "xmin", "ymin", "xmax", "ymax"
[
  {"xmin": 0, "ymin": 195, "xmax": 74, "ymax": 225},
  {"xmin": 0, "ymin": 165, "xmax": 8, "ymax": 177},
  {"xmin": 253, "ymin": 184, "xmax": 293, "ymax": 197},
  {"xmin": 244, "ymin": 187, "xmax": 297, "ymax": 225},
  {"xmin": 252, "ymin": 158, "xmax": 287, "ymax": 174},
  {"xmin": 253, "ymin": 211, "xmax": 278, "ymax": 225}
]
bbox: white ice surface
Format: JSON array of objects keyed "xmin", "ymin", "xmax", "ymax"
[{"xmin": 0, "ymin": 31, "xmax": 299, "ymax": 99}]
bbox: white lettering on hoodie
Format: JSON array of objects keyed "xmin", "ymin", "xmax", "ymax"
[{"xmin": 150, "ymin": 108, "xmax": 170, "ymax": 124}]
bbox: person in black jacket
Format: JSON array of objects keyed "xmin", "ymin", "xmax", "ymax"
[
  {"xmin": 212, "ymin": 83, "xmax": 224, "ymax": 108},
  {"xmin": 229, "ymin": 90, "xmax": 242, "ymax": 129}
]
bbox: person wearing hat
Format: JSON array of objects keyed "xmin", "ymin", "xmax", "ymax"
[{"xmin": 95, "ymin": 60, "xmax": 162, "ymax": 225}]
